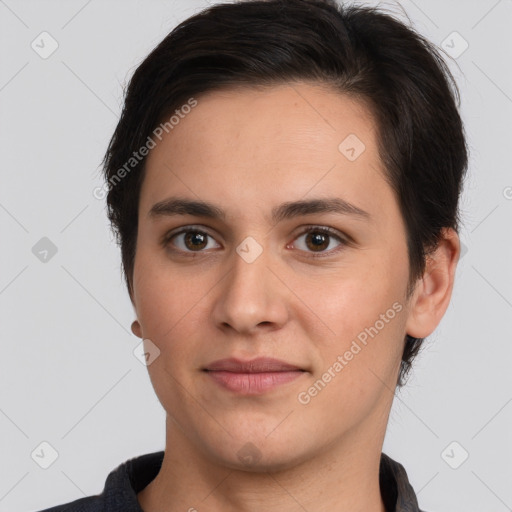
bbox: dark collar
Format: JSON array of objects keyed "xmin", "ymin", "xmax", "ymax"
[{"xmin": 379, "ymin": 453, "xmax": 423, "ymax": 511}]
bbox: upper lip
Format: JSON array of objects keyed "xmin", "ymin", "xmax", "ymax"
[{"xmin": 204, "ymin": 357, "xmax": 304, "ymax": 373}]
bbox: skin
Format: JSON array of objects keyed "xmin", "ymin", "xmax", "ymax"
[{"xmin": 131, "ymin": 82, "xmax": 460, "ymax": 512}]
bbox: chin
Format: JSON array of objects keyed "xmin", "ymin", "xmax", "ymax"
[{"xmin": 206, "ymin": 436, "xmax": 314, "ymax": 474}]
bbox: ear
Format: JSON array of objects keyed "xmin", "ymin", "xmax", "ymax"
[
  {"xmin": 128, "ymin": 275, "xmax": 143, "ymax": 338},
  {"xmin": 131, "ymin": 319, "xmax": 143, "ymax": 338},
  {"xmin": 405, "ymin": 227, "xmax": 460, "ymax": 339}
]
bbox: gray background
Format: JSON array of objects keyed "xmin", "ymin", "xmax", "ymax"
[{"xmin": 0, "ymin": 0, "xmax": 511, "ymax": 510}]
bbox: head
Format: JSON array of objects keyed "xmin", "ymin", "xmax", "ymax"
[{"xmin": 101, "ymin": 0, "xmax": 467, "ymax": 469}]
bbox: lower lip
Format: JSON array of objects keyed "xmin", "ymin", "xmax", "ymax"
[{"xmin": 205, "ymin": 370, "xmax": 304, "ymax": 394}]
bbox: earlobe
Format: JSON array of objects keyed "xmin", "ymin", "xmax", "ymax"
[
  {"xmin": 405, "ymin": 228, "xmax": 460, "ymax": 339},
  {"xmin": 131, "ymin": 319, "xmax": 142, "ymax": 338}
]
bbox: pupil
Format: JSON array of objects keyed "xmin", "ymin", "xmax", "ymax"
[
  {"xmin": 186, "ymin": 232, "xmax": 207, "ymax": 250},
  {"xmin": 307, "ymin": 232, "xmax": 328, "ymax": 251}
]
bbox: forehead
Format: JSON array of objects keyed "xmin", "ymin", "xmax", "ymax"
[
  {"xmin": 141, "ymin": 82, "xmax": 390, "ymax": 222},
  {"xmin": 158, "ymin": 82, "xmax": 378, "ymax": 160}
]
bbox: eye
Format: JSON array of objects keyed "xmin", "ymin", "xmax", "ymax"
[
  {"xmin": 163, "ymin": 227, "xmax": 221, "ymax": 253},
  {"xmin": 163, "ymin": 225, "xmax": 348, "ymax": 257},
  {"xmin": 290, "ymin": 226, "xmax": 347, "ymax": 256}
]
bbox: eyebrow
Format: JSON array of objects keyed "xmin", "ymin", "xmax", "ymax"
[{"xmin": 148, "ymin": 196, "xmax": 371, "ymax": 223}]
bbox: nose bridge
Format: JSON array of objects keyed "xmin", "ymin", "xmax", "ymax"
[
  {"xmin": 212, "ymin": 235, "xmax": 288, "ymax": 332},
  {"xmin": 231, "ymin": 237, "xmax": 270, "ymax": 295}
]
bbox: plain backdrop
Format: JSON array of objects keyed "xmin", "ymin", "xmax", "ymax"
[{"xmin": 0, "ymin": 0, "xmax": 511, "ymax": 511}]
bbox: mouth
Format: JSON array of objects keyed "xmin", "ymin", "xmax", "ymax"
[
  {"xmin": 203, "ymin": 357, "xmax": 305, "ymax": 373},
  {"xmin": 203, "ymin": 357, "xmax": 307, "ymax": 395}
]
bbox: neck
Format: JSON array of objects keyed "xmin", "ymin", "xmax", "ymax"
[{"xmin": 138, "ymin": 415, "xmax": 388, "ymax": 512}]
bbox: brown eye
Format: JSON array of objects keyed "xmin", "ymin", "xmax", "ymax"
[
  {"xmin": 165, "ymin": 228, "xmax": 221, "ymax": 253},
  {"xmin": 183, "ymin": 231, "xmax": 208, "ymax": 251},
  {"xmin": 304, "ymin": 231, "xmax": 330, "ymax": 252},
  {"xmin": 292, "ymin": 226, "xmax": 346, "ymax": 256}
]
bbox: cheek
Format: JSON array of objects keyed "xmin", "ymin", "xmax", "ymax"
[
  {"xmin": 296, "ymin": 248, "xmax": 408, "ymax": 388},
  {"xmin": 132, "ymin": 251, "xmax": 209, "ymax": 403},
  {"xmin": 302, "ymin": 275, "xmax": 406, "ymax": 421},
  {"xmin": 132, "ymin": 245, "xmax": 228, "ymax": 378},
  {"xmin": 298, "ymin": 249, "xmax": 408, "ymax": 337},
  {"xmin": 132, "ymin": 248, "xmax": 200, "ymax": 344}
]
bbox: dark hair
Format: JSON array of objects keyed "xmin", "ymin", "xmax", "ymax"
[{"xmin": 101, "ymin": 0, "xmax": 468, "ymax": 386}]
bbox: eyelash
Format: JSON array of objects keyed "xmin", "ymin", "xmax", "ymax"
[{"xmin": 162, "ymin": 225, "xmax": 349, "ymax": 259}]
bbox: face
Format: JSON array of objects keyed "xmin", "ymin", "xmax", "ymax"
[{"xmin": 131, "ymin": 82, "xmax": 415, "ymax": 471}]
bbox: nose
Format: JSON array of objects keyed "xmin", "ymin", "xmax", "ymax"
[{"xmin": 211, "ymin": 242, "xmax": 290, "ymax": 335}]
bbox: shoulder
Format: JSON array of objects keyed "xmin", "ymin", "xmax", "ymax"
[
  {"xmin": 33, "ymin": 451, "xmax": 164, "ymax": 512},
  {"xmin": 34, "ymin": 495, "xmax": 103, "ymax": 512}
]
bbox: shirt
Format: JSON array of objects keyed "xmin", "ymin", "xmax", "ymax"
[{"xmin": 36, "ymin": 451, "xmax": 425, "ymax": 512}]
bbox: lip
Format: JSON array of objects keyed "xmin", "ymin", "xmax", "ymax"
[
  {"xmin": 204, "ymin": 357, "xmax": 303, "ymax": 372},
  {"xmin": 203, "ymin": 357, "xmax": 306, "ymax": 395}
]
